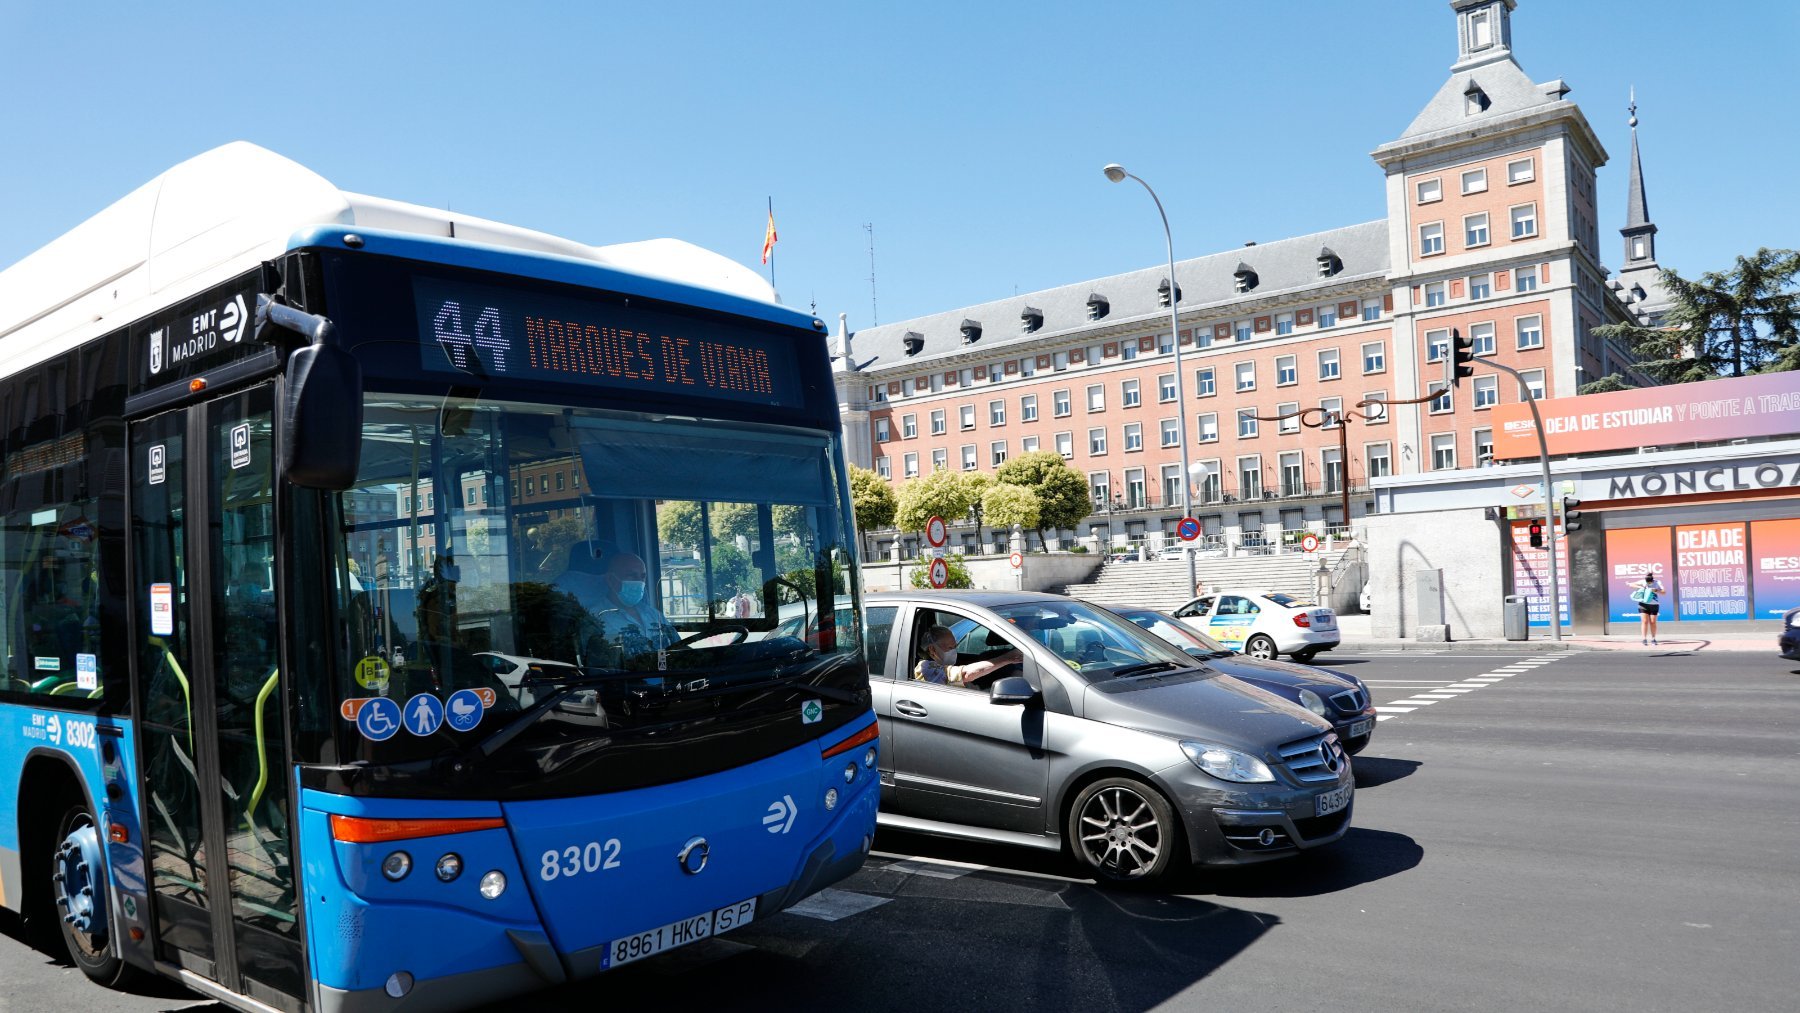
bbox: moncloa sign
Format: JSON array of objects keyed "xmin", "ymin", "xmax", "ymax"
[{"xmin": 1607, "ymin": 461, "xmax": 1800, "ymax": 499}]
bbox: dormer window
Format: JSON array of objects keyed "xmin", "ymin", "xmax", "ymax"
[
  {"xmin": 1464, "ymin": 80, "xmax": 1490, "ymax": 115},
  {"xmin": 1317, "ymin": 247, "xmax": 1342, "ymax": 278},
  {"xmin": 960, "ymin": 319, "xmax": 983, "ymax": 344},
  {"xmin": 1233, "ymin": 263, "xmax": 1258, "ymax": 294},
  {"xmin": 1157, "ymin": 278, "xmax": 1181, "ymax": 308},
  {"xmin": 1020, "ymin": 307, "xmax": 1043, "ymax": 333},
  {"xmin": 902, "ymin": 331, "xmax": 924, "ymax": 356},
  {"xmin": 1086, "ymin": 293, "xmax": 1109, "ymax": 320}
]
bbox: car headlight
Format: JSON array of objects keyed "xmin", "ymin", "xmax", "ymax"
[
  {"xmin": 1180, "ymin": 741, "xmax": 1276, "ymax": 783},
  {"xmin": 1297, "ymin": 688, "xmax": 1331, "ymax": 718}
]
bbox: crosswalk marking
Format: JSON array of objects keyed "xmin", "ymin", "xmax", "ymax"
[
  {"xmin": 1367, "ymin": 654, "xmax": 1568, "ymax": 725},
  {"xmin": 784, "ymin": 888, "xmax": 893, "ymax": 922}
]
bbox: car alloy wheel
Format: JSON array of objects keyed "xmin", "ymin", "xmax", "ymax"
[
  {"xmin": 1069, "ymin": 778, "xmax": 1176, "ymax": 884},
  {"xmin": 1246, "ymin": 635, "xmax": 1277, "ymax": 661}
]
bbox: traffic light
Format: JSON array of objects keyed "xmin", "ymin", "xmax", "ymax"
[
  {"xmin": 1443, "ymin": 328, "xmax": 1477, "ymax": 388},
  {"xmin": 1528, "ymin": 520, "xmax": 1544, "ymax": 549},
  {"xmin": 1562, "ymin": 496, "xmax": 1583, "ymax": 532}
]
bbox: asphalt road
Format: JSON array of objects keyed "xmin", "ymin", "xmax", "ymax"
[{"xmin": 6, "ymin": 648, "xmax": 1797, "ymax": 1011}]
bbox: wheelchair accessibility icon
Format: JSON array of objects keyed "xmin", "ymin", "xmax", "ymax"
[{"xmin": 356, "ymin": 697, "xmax": 402, "ymax": 741}]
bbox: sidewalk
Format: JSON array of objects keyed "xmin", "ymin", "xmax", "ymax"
[{"xmin": 1333, "ymin": 614, "xmax": 1779, "ymax": 654}]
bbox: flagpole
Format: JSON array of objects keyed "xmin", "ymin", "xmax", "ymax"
[{"xmin": 767, "ymin": 196, "xmax": 776, "ymax": 291}]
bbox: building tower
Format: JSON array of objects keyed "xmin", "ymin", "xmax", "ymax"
[{"xmin": 1615, "ymin": 90, "xmax": 1673, "ymax": 325}]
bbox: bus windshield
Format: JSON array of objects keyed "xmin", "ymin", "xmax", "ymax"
[{"xmin": 317, "ymin": 394, "xmax": 865, "ymax": 797}]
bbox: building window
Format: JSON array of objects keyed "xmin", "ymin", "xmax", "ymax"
[
  {"xmin": 1235, "ymin": 321, "xmax": 1253, "ymax": 342},
  {"xmin": 1430, "ymin": 434, "xmax": 1457, "ymax": 471},
  {"xmin": 930, "ymin": 409, "xmax": 946, "ymax": 435},
  {"xmin": 1196, "ymin": 329, "xmax": 1214, "ymax": 349},
  {"xmin": 1086, "ymin": 385, "xmax": 1105, "ymax": 412},
  {"xmin": 1320, "ymin": 396, "xmax": 1344, "ymax": 428},
  {"xmin": 960, "ymin": 404, "xmax": 976, "ymax": 430},
  {"xmin": 1429, "ymin": 382, "xmax": 1453, "ymax": 414},
  {"xmin": 1279, "ymin": 452, "xmax": 1304, "ymax": 497},
  {"xmin": 1507, "ymin": 157, "xmax": 1534, "ymax": 184},
  {"xmin": 931, "ymin": 448, "xmax": 948, "ymax": 471},
  {"xmin": 901, "ymin": 378, "xmax": 914, "ymax": 397},
  {"xmin": 1471, "ymin": 321, "xmax": 1496, "ymax": 356},
  {"xmin": 1516, "ymin": 314, "xmax": 1544, "ymax": 349},
  {"xmin": 1237, "ymin": 410, "xmax": 1259, "ymax": 439},
  {"xmin": 1417, "ymin": 177, "xmax": 1442, "ymax": 204},
  {"xmin": 1021, "ymin": 394, "xmax": 1038, "ymax": 422},
  {"xmin": 1087, "ymin": 427, "xmax": 1110, "ymax": 455},
  {"xmin": 1123, "ymin": 469, "xmax": 1146, "ymax": 508},
  {"xmin": 1276, "ymin": 355, "xmax": 1298, "ymax": 386},
  {"xmin": 1158, "ymin": 373, "xmax": 1176, "ymax": 403},
  {"xmin": 1473, "ymin": 375, "xmax": 1498, "ymax": 409},
  {"xmin": 1120, "ymin": 343, "xmax": 1138, "ymax": 362},
  {"xmin": 876, "ymin": 457, "xmax": 891, "ymax": 479},
  {"xmin": 1515, "ymin": 266, "xmax": 1538, "ymax": 292},
  {"xmin": 1022, "ymin": 435, "xmax": 1039, "ymax": 453},
  {"xmin": 1318, "ymin": 348, "xmax": 1341, "ymax": 380},
  {"xmin": 1196, "ymin": 461, "xmax": 1223, "ymax": 502},
  {"xmin": 1238, "ymin": 457, "xmax": 1263, "ymax": 498},
  {"xmin": 991, "ymin": 441, "xmax": 1008, "ymax": 467},
  {"xmin": 1510, "ymin": 203, "xmax": 1538, "ymax": 239},
  {"xmin": 1318, "ymin": 304, "xmax": 1337, "ymax": 327},
  {"xmin": 1362, "ymin": 341, "xmax": 1385, "ymax": 374},
  {"xmin": 1425, "ymin": 328, "xmax": 1450, "ymax": 362},
  {"xmin": 1121, "ymin": 379, "xmax": 1141, "ymax": 408},
  {"xmin": 1469, "ymin": 273, "xmax": 1492, "ymax": 300},
  {"xmin": 1322, "ymin": 447, "xmax": 1344, "ymax": 493},
  {"xmin": 988, "ymin": 400, "xmax": 1006, "ymax": 426},
  {"xmin": 875, "ymin": 418, "xmax": 890, "ymax": 441},
  {"xmin": 1019, "ymin": 357, "xmax": 1036, "ymax": 377},
  {"xmin": 1277, "ymin": 402, "xmax": 1300, "ymax": 435},
  {"xmin": 1089, "ymin": 472, "xmax": 1110, "ymax": 509},
  {"xmin": 904, "ymin": 452, "xmax": 919, "ymax": 478},
  {"xmin": 1123, "ymin": 423, "xmax": 1143, "ymax": 452},
  {"xmin": 1276, "ymin": 312, "xmax": 1294, "ymax": 335},
  {"xmin": 1420, "ymin": 222, "xmax": 1445, "ymax": 256},
  {"xmin": 1631, "ymin": 236, "xmax": 1647, "ymax": 260},
  {"xmin": 1461, "ymin": 167, "xmax": 1488, "ymax": 195},
  {"xmin": 1056, "ymin": 431, "xmax": 1074, "ymax": 459},
  {"xmin": 1520, "ymin": 369, "xmax": 1546, "ymax": 401},
  {"xmin": 1053, "ymin": 389, "xmax": 1071, "ymax": 417},
  {"xmin": 1162, "ymin": 464, "xmax": 1183, "ymax": 506},
  {"xmin": 1465, "ymin": 212, "xmax": 1490, "ymax": 248},
  {"xmin": 1158, "ymin": 333, "xmax": 1174, "ymax": 354},
  {"xmin": 1470, "ymin": 8, "xmax": 1493, "ymax": 47},
  {"xmin": 1160, "ymin": 419, "xmax": 1179, "ymax": 447},
  {"xmin": 1425, "ymin": 281, "xmax": 1447, "ymax": 307},
  {"xmin": 902, "ymin": 414, "xmax": 918, "ymax": 439},
  {"xmin": 1474, "ymin": 428, "xmax": 1495, "ymax": 463},
  {"xmin": 1362, "ymin": 299, "xmax": 1382, "ymax": 321},
  {"xmin": 1234, "ymin": 362, "xmax": 1256, "ymax": 392},
  {"xmin": 1366, "ymin": 443, "xmax": 1392, "ymax": 479},
  {"xmin": 1363, "ymin": 392, "xmax": 1389, "ymax": 424},
  {"xmin": 1195, "ymin": 367, "xmax": 1216, "ymax": 397},
  {"xmin": 961, "ymin": 445, "xmax": 977, "ymax": 471},
  {"xmin": 1197, "ymin": 413, "xmax": 1219, "ymax": 443}
]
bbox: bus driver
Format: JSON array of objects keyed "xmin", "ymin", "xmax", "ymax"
[{"xmin": 593, "ymin": 551, "xmax": 681, "ymax": 663}]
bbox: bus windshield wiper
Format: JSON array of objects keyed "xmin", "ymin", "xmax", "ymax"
[{"xmin": 459, "ymin": 667, "xmax": 636, "ymax": 763}]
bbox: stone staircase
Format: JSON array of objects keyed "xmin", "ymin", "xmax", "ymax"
[{"xmin": 1059, "ymin": 550, "xmax": 1350, "ymax": 613}]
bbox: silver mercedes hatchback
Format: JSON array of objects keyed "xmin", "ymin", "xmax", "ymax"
[{"xmin": 865, "ymin": 590, "xmax": 1353, "ymax": 883}]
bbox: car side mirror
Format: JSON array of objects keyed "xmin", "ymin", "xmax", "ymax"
[{"xmin": 988, "ymin": 676, "xmax": 1038, "ymax": 706}]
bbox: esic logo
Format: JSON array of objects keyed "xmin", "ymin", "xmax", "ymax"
[
  {"xmin": 1760, "ymin": 556, "xmax": 1800, "ymax": 572},
  {"xmin": 1503, "ymin": 419, "xmax": 1535, "ymax": 433}
]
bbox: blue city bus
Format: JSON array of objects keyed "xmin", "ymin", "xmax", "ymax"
[{"xmin": 0, "ymin": 143, "xmax": 877, "ymax": 1011}]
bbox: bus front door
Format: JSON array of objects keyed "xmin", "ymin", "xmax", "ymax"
[{"xmin": 130, "ymin": 383, "xmax": 305, "ymax": 1010}]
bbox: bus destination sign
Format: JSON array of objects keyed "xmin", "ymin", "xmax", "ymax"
[{"xmin": 413, "ymin": 277, "xmax": 801, "ymax": 408}]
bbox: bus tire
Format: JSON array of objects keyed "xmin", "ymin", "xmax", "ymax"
[{"xmin": 47, "ymin": 800, "xmax": 131, "ymax": 986}]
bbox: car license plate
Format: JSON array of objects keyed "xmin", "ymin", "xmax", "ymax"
[
  {"xmin": 1349, "ymin": 718, "xmax": 1373, "ymax": 738},
  {"xmin": 1312, "ymin": 612, "xmax": 1336, "ymax": 629},
  {"xmin": 602, "ymin": 898, "xmax": 756, "ymax": 970},
  {"xmin": 1315, "ymin": 783, "xmax": 1352, "ymax": 817}
]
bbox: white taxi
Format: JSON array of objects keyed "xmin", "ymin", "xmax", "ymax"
[{"xmin": 1171, "ymin": 591, "xmax": 1340, "ymax": 662}]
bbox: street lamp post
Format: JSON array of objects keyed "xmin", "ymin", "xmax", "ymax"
[{"xmin": 1103, "ymin": 164, "xmax": 1196, "ymax": 592}]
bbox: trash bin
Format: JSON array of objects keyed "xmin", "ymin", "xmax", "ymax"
[{"xmin": 1503, "ymin": 595, "xmax": 1529, "ymax": 641}]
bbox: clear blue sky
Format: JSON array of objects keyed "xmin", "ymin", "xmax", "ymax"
[{"xmin": 3, "ymin": 1, "xmax": 1794, "ymax": 332}]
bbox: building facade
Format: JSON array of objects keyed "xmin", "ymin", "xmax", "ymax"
[{"xmin": 835, "ymin": 0, "xmax": 1665, "ymax": 558}]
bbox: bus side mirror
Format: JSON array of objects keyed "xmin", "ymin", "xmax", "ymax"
[{"xmin": 257, "ymin": 296, "xmax": 363, "ymax": 490}]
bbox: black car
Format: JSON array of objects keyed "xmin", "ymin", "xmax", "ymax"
[
  {"xmin": 1114, "ymin": 607, "xmax": 1377, "ymax": 754},
  {"xmin": 1780, "ymin": 607, "xmax": 1800, "ymax": 661}
]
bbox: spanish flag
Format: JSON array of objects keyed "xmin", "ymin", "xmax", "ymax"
[{"xmin": 761, "ymin": 205, "xmax": 778, "ymax": 265}]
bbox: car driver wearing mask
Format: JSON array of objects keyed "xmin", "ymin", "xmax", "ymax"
[
  {"xmin": 594, "ymin": 551, "xmax": 681, "ymax": 661},
  {"xmin": 913, "ymin": 624, "xmax": 1022, "ymax": 686}
]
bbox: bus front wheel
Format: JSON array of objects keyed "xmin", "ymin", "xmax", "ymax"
[{"xmin": 49, "ymin": 801, "xmax": 129, "ymax": 985}]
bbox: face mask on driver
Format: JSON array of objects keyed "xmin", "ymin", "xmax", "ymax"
[
  {"xmin": 617, "ymin": 580, "xmax": 646, "ymax": 606},
  {"xmin": 934, "ymin": 646, "xmax": 957, "ymax": 667}
]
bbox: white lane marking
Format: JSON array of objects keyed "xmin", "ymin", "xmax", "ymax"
[
  {"xmin": 1374, "ymin": 706, "xmax": 1417, "ymax": 714},
  {"xmin": 1409, "ymin": 693, "xmax": 1461, "ymax": 699},
  {"xmin": 1443, "ymin": 683, "xmax": 1490, "ymax": 689},
  {"xmin": 784, "ymin": 889, "xmax": 893, "ymax": 922},
  {"xmin": 1388, "ymin": 698, "xmax": 1440, "ymax": 706},
  {"xmin": 1433, "ymin": 688, "xmax": 1478, "ymax": 694},
  {"xmin": 881, "ymin": 857, "xmax": 987, "ymax": 879},
  {"xmin": 1363, "ymin": 679, "xmax": 1457, "ymax": 684},
  {"xmin": 1464, "ymin": 677, "xmax": 1505, "ymax": 683}
]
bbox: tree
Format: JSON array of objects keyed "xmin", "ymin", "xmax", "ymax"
[
  {"xmin": 993, "ymin": 450, "xmax": 1089, "ymax": 549},
  {"xmin": 908, "ymin": 553, "xmax": 973, "ymax": 589},
  {"xmin": 1577, "ymin": 373, "xmax": 1635, "ymax": 395},
  {"xmin": 848, "ymin": 466, "xmax": 896, "ymax": 533},
  {"xmin": 894, "ymin": 469, "xmax": 983, "ymax": 533},
  {"xmin": 981, "ymin": 482, "xmax": 1040, "ymax": 537},
  {"xmin": 1593, "ymin": 247, "xmax": 1800, "ymax": 383}
]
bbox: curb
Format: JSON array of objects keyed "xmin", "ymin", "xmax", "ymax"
[{"xmin": 1342, "ymin": 639, "xmax": 1596, "ymax": 653}]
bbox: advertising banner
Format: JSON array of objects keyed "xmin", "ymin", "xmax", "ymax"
[
  {"xmin": 1491, "ymin": 372, "xmax": 1800, "ymax": 461},
  {"xmin": 1604, "ymin": 527, "xmax": 1674, "ymax": 623},
  {"xmin": 1673, "ymin": 522, "xmax": 1750, "ymax": 621},
  {"xmin": 1509, "ymin": 519, "xmax": 1569, "ymax": 627},
  {"xmin": 1750, "ymin": 517, "xmax": 1800, "ymax": 618}
]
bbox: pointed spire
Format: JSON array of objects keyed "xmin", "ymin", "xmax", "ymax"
[{"xmin": 1625, "ymin": 87, "xmax": 1651, "ymax": 231}]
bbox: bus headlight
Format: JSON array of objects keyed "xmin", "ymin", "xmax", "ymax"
[
  {"xmin": 824, "ymin": 788, "xmax": 838, "ymax": 811},
  {"xmin": 843, "ymin": 762, "xmax": 857, "ymax": 784},
  {"xmin": 863, "ymin": 746, "xmax": 877, "ymax": 768},
  {"xmin": 381, "ymin": 852, "xmax": 412, "ymax": 881},
  {"xmin": 479, "ymin": 870, "xmax": 506, "ymax": 900},
  {"xmin": 435, "ymin": 853, "xmax": 463, "ymax": 882}
]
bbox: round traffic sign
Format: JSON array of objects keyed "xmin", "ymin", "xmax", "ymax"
[
  {"xmin": 1177, "ymin": 517, "xmax": 1201, "ymax": 542},
  {"xmin": 1009, "ymin": 551, "xmax": 1023, "ymax": 569},
  {"xmin": 1301, "ymin": 532, "xmax": 1321, "ymax": 553},
  {"xmin": 926, "ymin": 515, "xmax": 948, "ymax": 547},
  {"xmin": 928, "ymin": 557, "xmax": 949, "ymax": 588}
]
